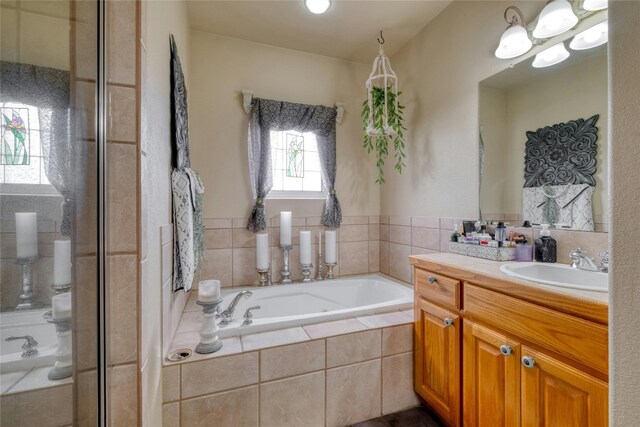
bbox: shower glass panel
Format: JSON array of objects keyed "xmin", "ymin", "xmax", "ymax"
[{"xmin": 0, "ymin": 0, "xmax": 107, "ymax": 425}]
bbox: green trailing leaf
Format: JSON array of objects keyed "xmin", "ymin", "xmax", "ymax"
[{"xmin": 362, "ymin": 86, "xmax": 406, "ymax": 184}]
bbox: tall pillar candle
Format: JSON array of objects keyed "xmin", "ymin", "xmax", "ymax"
[
  {"xmin": 325, "ymin": 230, "xmax": 337, "ymax": 264},
  {"xmin": 300, "ymin": 231, "xmax": 311, "ymax": 265},
  {"xmin": 280, "ymin": 211, "xmax": 292, "ymax": 246},
  {"xmin": 256, "ymin": 233, "xmax": 270, "ymax": 270},
  {"xmin": 54, "ymin": 240, "xmax": 72, "ymax": 285},
  {"xmin": 15, "ymin": 212, "xmax": 38, "ymax": 258}
]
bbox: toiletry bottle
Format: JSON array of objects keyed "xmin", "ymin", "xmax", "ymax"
[
  {"xmin": 534, "ymin": 224, "xmax": 557, "ymax": 263},
  {"xmin": 451, "ymin": 224, "xmax": 460, "ymax": 243},
  {"xmin": 496, "ymin": 222, "xmax": 506, "ymax": 247}
]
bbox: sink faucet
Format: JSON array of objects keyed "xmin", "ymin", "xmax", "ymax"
[
  {"xmin": 599, "ymin": 251, "xmax": 609, "ymax": 273},
  {"xmin": 6, "ymin": 335, "xmax": 38, "ymax": 358},
  {"xmin": 219, "ymin": 290, "xmax": 253, "ymax": 326},
  {"xmin": 569, "ymin": 248, "xmax": 599, "ymax": 272}
]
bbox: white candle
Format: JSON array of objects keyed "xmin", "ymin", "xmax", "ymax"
[
  {"xmin": 54, "ymin": 240, "xmax": 72, "ymax": 285},
  {"xmin": 198, "ymin": 280, "xmax": 221, "ymax": 302},
  {"xmin": 300, "ymin": 231, "xmax": 311, "ymax": 265},
  {"xmin": 15, "ymin": 212, "xmax": 38, "ymax": 258},
  {"xmin": 318, "ymin": 231, "xmax": 322, "ymax": 260},
  {"xmin": 256, "ymin": 233, "xmax": 270, "ymax": 270},
  {"xmin": 52, "ymin": 292, "xmax": 72, "ymax": 320},
  {"xmin": 280, "ymin": 211, "xmax": 292, "ymax": 246},
  {"xmin": 325, "ymin": 230, "xmax": 337, "ymax": 264}
]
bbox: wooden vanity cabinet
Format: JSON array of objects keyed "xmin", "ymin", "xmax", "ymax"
[{"xmin": 412, "ymin": 264, "xmax": 609, "ymax": 427}]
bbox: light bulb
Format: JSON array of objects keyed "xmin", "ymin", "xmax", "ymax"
[
  {"xmin": 495, "ymin": 24, "xmax": 533, "ymax": 59},
  {"xmin": 583, "ymin": 0, "xmax": 608, "ymax": 11},
  {"xmin": 532, "ymin": 42, "xmax": 570, "ymax": 68},
  {"xmin": 305, "ymin": 0, "xmax": 331, "ymax": 14},
  {"xmin": 533, "ymin": 0, "xmax": 579, "ymax": 39},
  {"xmin": 570, "ymin": 21, "xmax": 608, "ymax": 50}
]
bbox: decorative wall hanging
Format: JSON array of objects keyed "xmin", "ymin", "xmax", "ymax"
[
  {"xmin": 523, "ymin": 114, "xmax": 599, "ymax": 188},
  {"xmin": 362, "ymin": 31, "xmax": 406, "ymax": 184},
  {"xmin": 170, "ymin": 35, "xmax": 205, "ymax": 293}
]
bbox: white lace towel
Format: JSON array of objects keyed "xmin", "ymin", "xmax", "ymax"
[{"xmin": 523, "ymin": 184, "xmax": 595, "ymax": 231}]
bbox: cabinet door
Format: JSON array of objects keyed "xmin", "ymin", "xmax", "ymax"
[
  {"xmin": 521, "ymin": 346, "xmax": 608, "ymax": 427},
  {"xmin": 414, "ymin": 298, "xmax": 460, "ymax": 426},
  {"xmin": 463, "ymin": 321, "xmax": 520, "ymax": 427}
]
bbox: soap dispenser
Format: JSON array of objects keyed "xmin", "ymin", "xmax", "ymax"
[{"xmin": 534, "ymin": 224, "xmax": 557, "ymax": 263}]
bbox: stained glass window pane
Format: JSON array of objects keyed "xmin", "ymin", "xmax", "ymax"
[
  {"xmin": 270, "ymin": 129, "xmax": 323, "ymax": 195},
  {"xmin": 1, "ymin": 107, "xmax": 30, "ymax": 166},
  {"xmin": 286, "ymin": 133, "xmax": 304, "ymax": 178}
]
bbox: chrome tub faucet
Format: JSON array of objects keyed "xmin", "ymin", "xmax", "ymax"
[
  {"xmin": 6, "ymin": 335, "xmax": 38, "ymax": 358},
  {"xmin": 219, "ymin": 290, "xmax": 253, "ymax": 326},
  {"xmin": 569, "ymin": 248, "xmax": 600, "ymax": 272}
]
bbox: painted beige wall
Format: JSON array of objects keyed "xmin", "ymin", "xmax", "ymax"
[
  {"xmin": 140, "ymin": 0, "xmax": 190, "ymax": 425},
  {"xmin": 609, "ymin": 1, "xmax": 640, "ymax": 424},
  {"xmin": 188, "ymin": 32, "xmax": 379, "ymax": 220},
  {"xmin": 480, "ymin": 53, "xmax": 608, "ymax": 219}
]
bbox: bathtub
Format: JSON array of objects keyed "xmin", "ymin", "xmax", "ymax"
[
  {"xmin": 214, "ymin": 274, "xmax": 413, "ymax": 337},
  {"xmin": 0, "ymin": 308, "xmax": 57, "ymax": 374}
]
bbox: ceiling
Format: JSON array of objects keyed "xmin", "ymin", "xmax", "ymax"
[{"xmin": 187, "ymin": 1, "xmax": 452, "ymax": 64}]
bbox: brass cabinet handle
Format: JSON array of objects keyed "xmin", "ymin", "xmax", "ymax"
[
  {"xmin": 522, "ymin": 356, "xmax": 536, "ymax": 368},
  {"xmin": 443, "ymin": 318, "xmax": 454, "ymax": 327},
  {"xmin": 499, "ymin": 345, "xmax": 512, "ymax": 356},
  {"xmin": 428, "ymin": 275, "xmax": 437, "ymax": 284}
]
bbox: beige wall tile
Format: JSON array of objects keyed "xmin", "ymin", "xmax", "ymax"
[
  {"xmin": 358, "ymin": 311, "xmax": 413, "ymax": 329},
  {"xmin": 369, "ymin": 224, "xmax": 380, "ymax": 240},
  {"xmin": 204, "ymin": 218, "xmax": 232, "ymax": 229},
  {"xmin": 77, "ymin": 370, "xmax": 97, "ymax": 426},
  {"xmin": 389, "ymin": 216, "xmax": 411, "ymax": 226},
  {"xmin": 205, "ymin": 228, "xmax": 232, "ymax": 249},
  {"xmin": 232, "ymin": 247, "xmax": 257, "ymax": 286},
  {"xmin": 0, "ymin": 385, "xmax": 73, "ymax": 426},
  {"xmin": 339, "ymin": 241, "xmax": 369, "ymax": 275},
  {"xmin": 411, "ymin": 217, "xmax": 440, "ymax": 228},
  {"xmin": 303, "ymin": 318, "xmax": 367, "ymax": 339},
  {"xmin": 389, "ymin": 243, "xmax": 412, "ymax": 283},
  {"xmin": 108, "ymin": 143, "xmax": 137, "ymax": 252},
  {"xmin": 326, "ymin": 359, "xmax": 382, "ymax": 427},
  {"xmin": 440, "ymin": 229, "xmax": 452, "ymax": 252},
  {"xmin": 261, "ymin": 340, "xmax": 325, "ymax": 382},
  {"xmin": 389, "ymin": 225, "xmax": 411, "ymax": 245},
  {"xmin": 382, "ymin": 324, "xmax": 413, "ymax": 356},
  {"xmin": 369, "ymin": 241, "xmax": 380, "ymax": 272},
  {"xmin": 232, "ymin": 227, "xmax": 259, "ymax": 248},
  {"xmin": 108, "ymin": 85, "xmax": 137, "ymax": 142},
  {"xmin": 181, "ymin": 352, "xmax": 259, "ymax": 398},
  {"xmin": 379, "ymin": 241, "xmax": 390, "ymax": 275},
  {"xmin": 163, "ymin": 402, "xmax": 180, "ymax": 427},
  {"xmin": 200, "ymin": 248, "xmax": 232, "ymax": 287},
  {"xmin": 111, "ymin": 364, "xmax": 138, "ymax": 426},
  {"xmin": 109, "ymin": 254, "xmax": 138, "ymax": 364},
  {"xmin": 181, "ymin": 385, "xmax": 258, "ymax": 427},
  {"xmin": 411, "ymin": 226, "xmax": 440, "ymax": 251},
  {"xmin": 108, "ymin": 0, "xmax": 136, "ymax": 85},
  {"xmin": 327, "ymin": 329, "xmax": 381, "ymax": 368},
  {"xmin": 369, "ymin": 215, "xmax": 382, "ymax": 224},
  {"xmin": 342, "ymin": 216, "xmax": 369, "ymax": 225},
  {"xmin": 163, "ymin": 365, "xmax": 180, "ymax": 402},
  {"xmin": 340, "ymin": 225, "xmax": 369, "ymax": 242},
  {"xmin": 382, "ymin": 353, "xmax": 420, "ymax": 414},
  {"xmin": 260, "ymin": 372, "xmax": 325, "ymax": 427},
  {"xmin": 75, "ymin": 256, "xmax": 98, "ymax": 371},
  {"xmin": 379, "ymin": 216, "xmax": 390, "ymax": 225},
  {"xmin": 241, "ymin": 327, "xmax": 310, "ymax": 351}
]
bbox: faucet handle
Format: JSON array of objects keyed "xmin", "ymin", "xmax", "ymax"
[
  {"xmin": 6, "ymin": 335, "xmax": 38, "ymax": 358},
  {"xmin": 599, "ymin": 251, "xmax": 609, "ymax": 262},
  {"xmin": 242, "ymin": 306, "xmax": 261, "ymax": 326}
]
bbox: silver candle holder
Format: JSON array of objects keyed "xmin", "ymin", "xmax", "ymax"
[
  {"xmin": 51, "ymin": 282, "xmax": 72, "ymax": 295},
  {"xmin": 15, "ymin": 256, "xmax": 38, "ymax": 310},
  {"xmin": 44, "ymin": 313, "xmax": 72, "ymax": 380},
  {"xmin": 280, "ymin": 245, "xmax": 293, "ymax": 284},
  {"xmin": 300, "ymin": 264, "xmax": 313, "ymax": 282},
  {"xmin": 195, "ymin": 299, "xmax": 224, "ymax": 354},
  {"xmin": 316, "ymin": 252, "xmax": 324, "ymax": 281},
  {"xmin": 257, "ymin": 267, "xmax": 272, "ymax": 287},
  {"xmin": 325, "ymin": 263, "xmax": 337, "ymax": 280}
]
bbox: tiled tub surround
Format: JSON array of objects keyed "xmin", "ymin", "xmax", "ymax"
[{"xmin": 162, "ymin": 309, "xmax": 417, "ymax": 427}]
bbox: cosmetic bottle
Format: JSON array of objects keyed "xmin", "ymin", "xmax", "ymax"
[
  {"xmin": 534, "ymin": 224, "xmax": 557, "ymax": 263},
  {"xmin": 495, "ymin": 222, "xmax": 506, "ymax": 247},
  {"xmin": 451, "ymin": 224, "xmax": 460, "ymax": 243}
]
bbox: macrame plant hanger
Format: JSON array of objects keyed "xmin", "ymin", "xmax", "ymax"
[{"xmin": 366, "ymin": 31, "xmax": 399, "ymax": 136}]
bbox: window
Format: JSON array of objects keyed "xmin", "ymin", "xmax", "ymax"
[
  {"xmin": 1, "ymin": 102, "xmax": 51, "ymax": 186},
  {"xmin": 269, "ymin": 130, "xmax": 325, "ymax": 199}
]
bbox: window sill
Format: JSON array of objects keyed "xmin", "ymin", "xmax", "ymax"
[{"xmin": 267, "ymin": 191, "xmax": 327, "ymax": 200}]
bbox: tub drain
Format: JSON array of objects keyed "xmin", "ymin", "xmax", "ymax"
[{"xmin": 167, "ymin": 348, "xmax": 192, "ymax": 362}]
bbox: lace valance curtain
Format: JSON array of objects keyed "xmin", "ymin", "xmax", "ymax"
[{"xmin": 246, "ymin": 98, "xmax": 342, "ymax": 232}]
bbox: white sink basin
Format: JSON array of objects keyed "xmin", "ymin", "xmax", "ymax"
[{"xmin": 500, "ymin": 262, "xmax": 608, "ymax": 292}]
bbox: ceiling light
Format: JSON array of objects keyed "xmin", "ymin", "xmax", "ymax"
[
  {"xmin": 532, "ymin": 42, "xmax": 570, "ymax": 68},
  {"xmin": 583, "ymin": 0, "xmax": 608, "ymax": 11},
  {"xmin": 533, "ymin": 0, "xmax": 579, "ymax": 39},
  {"xmin": 495, "ymin": 6, "xmax": 533, "ymax": 59},
  {"xmin": 570, "ymin": 20, "xmax": 608, "ymax": 50},
  {"xmin": 305, "ymin": 0, "xmax": 331, "ymax": 14}
]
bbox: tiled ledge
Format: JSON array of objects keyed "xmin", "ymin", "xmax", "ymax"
[
  {"xmin": 165, "ymin": 299, "xmax": 414, "ymax": 366},
  {"xmin": 0, "ymin": 366, "xmax": 73, "ymax": 396}
]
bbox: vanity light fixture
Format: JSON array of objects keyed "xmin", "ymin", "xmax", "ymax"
[
  {"xmin": 569, "ymin": 20, "xmax": 608, "ymax": 50},
  {"xmin": 495, "ymin": 6, "xmax": 533, "ymax": 59},
  {"xmin": 532, "ymin": 42, "xmax": 570, "ymax": 68},
  {"xmin": 305, "ymin": 0, "xmax": 331, "ymax": 14},
  {"xmin": 583, "ymin": 0, "xmax": 608, "ymax": 11},
  {"xmin": 532, "ymin": 0, "xmax": 579, "ymax": 39}
]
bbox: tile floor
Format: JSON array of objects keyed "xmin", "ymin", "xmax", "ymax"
[{"xmin": 351, "ymin": 406, "xmax": 445, "ymax": 427}]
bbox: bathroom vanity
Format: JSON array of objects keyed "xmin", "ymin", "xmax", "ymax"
[{"xmin": 410, "ymin": 253, "xmax": 608, "ymax": 427}]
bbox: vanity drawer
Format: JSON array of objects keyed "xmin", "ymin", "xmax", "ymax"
[
  {"xmin": 415, "ymin": 269, "xmax": 460, "ymax": 309},
  {"xmin": 464, "ymin": 284, "xmax": 608, "ymax": 375}
]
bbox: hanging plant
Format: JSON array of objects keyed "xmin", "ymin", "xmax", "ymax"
[
  {"xmin": 362, "ymin": 32, "xmax": 406, "ymax": 184},
  {"xmin": 362, "ymin": 87, "xmax": 406, "ymax": 184}
]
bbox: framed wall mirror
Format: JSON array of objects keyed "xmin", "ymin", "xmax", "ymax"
[{"xmin": 479, "ymin": 19, "xmax": 608, "ymax": 233}]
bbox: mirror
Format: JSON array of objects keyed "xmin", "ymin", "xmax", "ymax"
[{"xmin": 479, "ymin": 26, "xmax": 608, "ymax": 233}]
